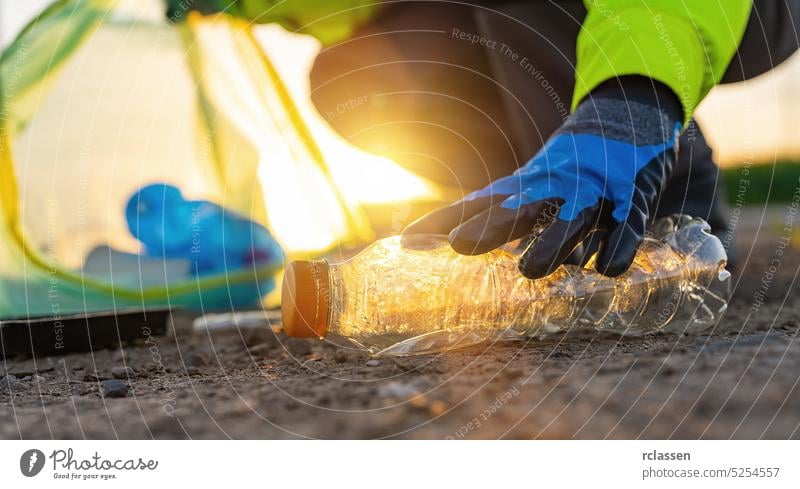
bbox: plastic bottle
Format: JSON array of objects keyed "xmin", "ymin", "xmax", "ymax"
[{"xmin": 281, "ymin": 215, "xmax": 731, "ymax": 356}]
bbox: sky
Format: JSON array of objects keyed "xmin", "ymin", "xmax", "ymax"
[{"xmin": 2, "ymin": 0, "xmax": 799, "ymax": 167}]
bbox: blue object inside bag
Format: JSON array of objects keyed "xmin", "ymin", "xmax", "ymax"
[{"xmin": 125, "ymin": 183, "xmax": 283, "ymax": 309}]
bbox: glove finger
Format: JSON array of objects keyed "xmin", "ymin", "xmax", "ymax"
[
  {"xmin": 448, "ymin": 199, "xmax": 560, "ymax": 255},
  {"xmin": 563, "ymin": 229, "xmax": 605, "ymax": 267},
  {"xmin": 595, "ymin": 208, "xmax": 647, "ymax": 277},
  {"xmin": 519, "ymin": 204, "xmax": 603, "ymax": 279},
  {"xmin": 402, "ymin": 196, "xmax": 499, "ymax": 238},
  {"xmin": 601, "ymin": 152, "xmax": 663, "ymax": 277}
]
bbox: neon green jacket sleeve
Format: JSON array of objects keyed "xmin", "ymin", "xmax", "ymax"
[
  {"xmin": 166, "ymin": 0, "xmax": 378, "ymax": 45},
  {"xmin": 573, "ymin": 0, "xmax": 752, "ymax": 122}
]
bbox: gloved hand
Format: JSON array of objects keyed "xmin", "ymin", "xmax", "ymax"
[{"xmin": 403, "ymin": 78, "xmax": 683, "ymax": 279}]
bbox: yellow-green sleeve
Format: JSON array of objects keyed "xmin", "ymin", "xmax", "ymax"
[
  {"xmin": 573, "ymin": 0, "xmax": 752, "ymax": 122},
  {"xmin": 167, "ymin": 0, "xmax": 379, "ymax": 45},
  {"xmin": 237, "ymin": 0, "xmax": 378, "ymax": 45}
]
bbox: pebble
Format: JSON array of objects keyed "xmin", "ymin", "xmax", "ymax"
[
  {"xmin": 101, "ymin": 379, "xmax": 128, "ymax": 398},
  {"xmin": 0, "ymin": 375, "xmax": 28, "ymax": 392},
  {"xmin": 333, "ymin": 350, "xmax": 349, "ymax": 364},
  {"xmin": 111, "ymin": 366, "xmax": 136, "ymax": 380},
  {"xmin": 186, "ymin": 366, "xmax": 201, "ymax": 376},
  {"xmin": 365, "ymin": 359, "xmax": 381, "ymax": 367}
]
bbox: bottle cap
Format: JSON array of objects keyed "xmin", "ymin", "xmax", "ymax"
[{"xmin": 281, "ymin": 260, "xmax": 330, "ymax": 338}]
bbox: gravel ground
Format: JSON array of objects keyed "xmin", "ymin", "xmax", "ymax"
[{"xmin": 2, "ymin": 209, "xmax": 799, "ymax": 439}]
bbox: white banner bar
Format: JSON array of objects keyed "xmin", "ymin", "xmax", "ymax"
[{"xmin": 0, "ymin": 441, "xmax": 797, "ymax": 488}]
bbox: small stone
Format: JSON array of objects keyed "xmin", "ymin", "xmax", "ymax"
[
  {"xmin": 285, "ymin": 338, "xmax": 312, "ymax": 357},
  {"xmin": 111, "ymin": 366, "xmax": 136, "ymax": 380},
  {"xmin": 365, "ymin": 359, "xmax": 381, "ymax": 367},
  {"xmin": 185, "ymin": 352, "xmax": 210, "ymax": 368},
  {"xmin": 333, "ymin": 350, "xmax": 349, "ymax": 364},
  {"xmin": 186, "ymin": 366, "xmax": 200, "ymax": 376},
  {"xmin": 101, "ymin": 379, "xmax": 128, "ymax": 398},
  {"xmin": 1, "ymin": 375, "xmax": 28, "ymax": 392}
]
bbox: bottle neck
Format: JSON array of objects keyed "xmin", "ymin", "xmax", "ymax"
[{"xmin": 280, "ymin": 259, "xmax": 332, "ymax": 338}]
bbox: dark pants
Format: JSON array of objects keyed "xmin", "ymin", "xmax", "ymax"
[{"xmin": 310, "ymin": 0, "xmax": 799, "ymax": 243}]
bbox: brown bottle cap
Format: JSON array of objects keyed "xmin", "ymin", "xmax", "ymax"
[{"xmin": 281, "ymin": 260, "xmax": 330, "ymax": 338}]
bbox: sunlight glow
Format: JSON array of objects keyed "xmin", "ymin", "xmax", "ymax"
[{"xmin": 189, "ymin": 18, "xmax": 440, "ymax": 255}]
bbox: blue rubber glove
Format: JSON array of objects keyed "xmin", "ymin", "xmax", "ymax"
[{"xmin": 404, "ymin": 79, "xmax": 682, "ymax": 278}]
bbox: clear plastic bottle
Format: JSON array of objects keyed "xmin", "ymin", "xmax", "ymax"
[{"xmin": 281, "ymin": 215, "xmax": 731, "ymax": 356}]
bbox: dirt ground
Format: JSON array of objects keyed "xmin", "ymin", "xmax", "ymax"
[{"xmin": 2, "ymin": 208, "xmax": 799, "ymax": 439}]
